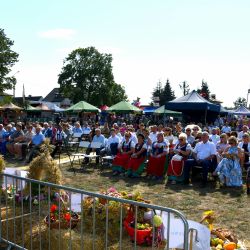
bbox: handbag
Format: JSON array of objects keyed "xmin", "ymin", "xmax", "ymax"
[
  {"xmin": 172, "ymin": 154, "xmax": 183, "ymax": 161},
  {"xmin": 168, "ymin": 159, "xmax": 184, "ymax": 177}
]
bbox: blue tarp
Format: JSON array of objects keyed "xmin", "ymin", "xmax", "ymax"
[
  {"xmin": 143, "ymin": 106, "xmax": 157, "ymax": 114},
  {"xmin": 165, "ymin": 90, "xmax": 220, "ymax": 112}
]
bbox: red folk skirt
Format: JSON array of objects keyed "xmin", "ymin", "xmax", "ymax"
[
  {"xmin": 112, "ymin": 153, "xmax": 131, "ymax": 170},
  {"xmin": 146, "ymin": 155, "xmax": 167, "ymax": 177},
  {"xmin": 127, "ymin": 157, "xmax": 146, "ymax": 174}
]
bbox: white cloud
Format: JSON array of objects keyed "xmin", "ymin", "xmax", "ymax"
[{"xmin": 37, "ymin": 29, "xmax": 76, "ymax": 39}]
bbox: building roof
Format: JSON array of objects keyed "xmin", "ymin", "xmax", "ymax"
[
  {"xmin": 13, "ymin": 96, "xmax": 43, "ymax": 104},
  {"xmin": 43, "ymin": 88, "xmax": 65, "ymax": 102}
]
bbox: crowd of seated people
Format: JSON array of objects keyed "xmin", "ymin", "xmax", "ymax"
[{"xmin": 1, "ymin": 116, "xmax": 250, "ymax": 192}]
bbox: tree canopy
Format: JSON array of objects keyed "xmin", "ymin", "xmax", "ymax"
[
  {"xmin": 234, "ymin": 97, "xmax": 247, "ymax": 108},
  {"xmin": 58, "ymin": 47, "xmax": 127, "ymax": 106},
  {"xmin": 197, "ymin": 79, "xmax": 210, "ymax": 100},
  {"xmin": 151, "ymin": 79, "xmax": 175, "ymax": 106},
  {"xmin": 0, "ymin": 28, "xmax": 19, "ymax": 93}
]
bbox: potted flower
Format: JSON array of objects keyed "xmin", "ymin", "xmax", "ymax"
[{"xmin": 44, "ymin": 204, "xmax": 79, "ymax": 229}]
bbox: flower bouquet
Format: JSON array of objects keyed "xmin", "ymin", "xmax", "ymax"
[{"xmin": 44, "ymin": 204, "xmax": 79, "ymax": 230}]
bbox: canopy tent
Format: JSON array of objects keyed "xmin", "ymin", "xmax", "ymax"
[
  {"xmin": 26, "ymin": 104, "xmax": 38, "ymax": 112},
  {"xmin": 107, "ymin": 101, "xmax": 142, "ymax": 113},
  {"xmin": 154, "ymin": 105, "xmax": 182, "ymax": 116},
  {"xmin": 0, "ymin": 102, "xmax": 23, "ymax": 111},
  {"xmin": 165, "ymin": 90, "xmax": 220, "ymax": 123},
  {"xmin": 35, "ymin": 103, "xmax": 51, "ymax": 111},
  {"xmin": 219, "ymin": 106, "xmax": 230, "ymax": 116},
  {"xmin": 65, "ymin": 101, "xmax": 100, "ymax": 113},
  {"xmin": 232, "ymin": 106, "xmax": 250, "ymax": 116},
  {"xmin": 42, "ymin": 102, "xmax": 65, "ymax": 112},
  {"xmin": 166, "ymin": 90, "xmax": 220, "ymax": 112}
]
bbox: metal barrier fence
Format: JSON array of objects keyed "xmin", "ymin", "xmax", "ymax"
[{"xmin": 0, "ymin": 173, "xmax": 190, "ymax": 250}]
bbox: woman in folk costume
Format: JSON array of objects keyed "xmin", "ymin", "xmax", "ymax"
[
  {"xmin": 112, "ymin": 132, "xmax": 135, "ymax": 176},
  {"xmin": 167, "ymin": 133, "xmax": 192, "ymax": 184},
  {"xmin": 126, "ymin": 134, "xmax": 147, "ymax": 177},
  {"xmin": 146, "ymin": 133, "xmax": 169, "ymax": 180}
]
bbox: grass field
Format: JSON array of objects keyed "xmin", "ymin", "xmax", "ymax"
[{"xmin": 4, "ymin": 156, "xmax": 250, "ymax": 248}]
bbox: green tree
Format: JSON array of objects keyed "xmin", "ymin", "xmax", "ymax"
[
  {"xmin": 0, "ymin": 28, "xmax": 19, "ymax": 93},
  {"xmin": 151, "ymin": 79, "xmax": 175, "ymax": 106},
  {"xmin": 179, "ymin": 81, "xmax": 190, "ymax": 96},
  {"xmin": 197, "ymin": 79, "xmax": 210, "ymax": 100},
  {"xmin": 58, "ymin": 47, "xmax": 127, "ymax": 106},
  {"xmin": 233, "ymin": 97, "xmax": 247, "ymax": 108},
  {"xmin": 161, "ymin": 79, "xmax": 175, "ymax": 105}
]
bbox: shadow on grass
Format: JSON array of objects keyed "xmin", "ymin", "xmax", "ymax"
[{"xmin": 166, "ymin": 179, "xmax": 245, "ymax": 198}]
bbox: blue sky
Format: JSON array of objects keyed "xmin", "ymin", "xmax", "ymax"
[{"xmin": 1, "ymin": 0, "xmax": 250, "ymax": 106}]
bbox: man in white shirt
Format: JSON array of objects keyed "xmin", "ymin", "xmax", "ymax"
[
  {"xmin": 209, "ymin": 128, "xmax": 220, "ymax": 145},
  {"xmin": 184, "ymin": 132, "xmax": 217, "ymax": 187},
  {"xmin": 221, "ymin": 122, "xmax": 231, "ymax": 134},
  {"xmin": 100, "ymin": 128, "xmax": 120, "ymax": 156},
  {"xmin": 149, "ymin": 125, "xmax": 158, "ymax": 143}
]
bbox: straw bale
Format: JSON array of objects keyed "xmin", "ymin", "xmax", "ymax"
[{"xmin": 0, "ymin": 155, "xmax": 5, "ymax": 173}]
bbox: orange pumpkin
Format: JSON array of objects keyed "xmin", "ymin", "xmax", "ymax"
[{"xmin": 223, "ymin": 242, "xmax": 236, "ymax": 250}]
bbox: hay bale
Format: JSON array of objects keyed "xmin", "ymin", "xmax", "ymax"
[{"xmin": 0, "ymin": 155, "xmax": 5, "ymax": 173}]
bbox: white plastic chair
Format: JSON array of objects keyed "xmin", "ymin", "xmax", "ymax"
[
  {"xmin": 70, "ymin": 141, "xmax": 90, "ymax": 168},
  {"xmin": 83, "ymin": 142, "xmax": 103, "ymax": 163}
]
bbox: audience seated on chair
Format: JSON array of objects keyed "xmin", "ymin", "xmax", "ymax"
[
  {"xmin": 100, "ymin": 128, "xmax": 120, "ymax": 157},
  {"xmin": 6, "ymin": 123, "xmax": 24, "ymax": 157},
  {"xmin": 126, "ymin": 134, "xmax": 147, "ymax": 178},
  {"xmin": 14, "ymin": 124, "xmax": 34, "ymax": 161},
  {"xmin": 112, "ymin": 132, "xmax": 135, "ymax": 176},
  {"xmin": 84, "ymin": 128, "xmax": 105, "ymax": 164},
  {"xmin": 167, "ymin": 133, "xmax": 192, "ymax": 184},
  {"xmin": 184, "ymin": 131, "xmax": 217, "ymax": 188},
  {"xmin": 26, "ymin": 126, "xmax": 45, "ymax": 163},
  {"xmin": 146, "ymin": 132, "xmax": 169, "ymax": 180}
]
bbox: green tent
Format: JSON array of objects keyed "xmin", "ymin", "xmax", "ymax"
[
  {"xmin": 26, "ymin": 104, "xmax": 38, "ymax": 112},
  {"xmin": 65, "ymin": 101, "xmax": 100, "ymax": 113},
  {"xmin": 107, "ymin": 101, "xmax": 142, "ymax": 113},
  {"xmin": 154, "ymin": 105, "xmax": 182, "ymax": 116}
]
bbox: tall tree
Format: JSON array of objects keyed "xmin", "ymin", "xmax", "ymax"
[
  {"xmin": 0, "ymin": 28, "xmax": 19, "ymax": 93},
  {"xmin": 179, "ymin": 81, "xmax": 190, "ymax": 96},
  {"xmin": 161, "ymin": 79, "xmax": 175, "ymax": 105},
  {"xmin": 197, "ymin": 79, "xmax": 210, "ymax": 100},
  {"xmin": 233, "ymin": 97, "xmax": 247, "ymax": 108},
  {"xmin": 151, "ymin": 79, "xmax": 175, "ymax": 106},
  {"xmin": 58, "ymin": 47, "xmax": 127, "ymax": 106}
]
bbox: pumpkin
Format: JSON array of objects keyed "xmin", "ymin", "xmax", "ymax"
[{"xmin": 223, "ymin": 242, "xmax": 236, "ymax": 250}]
